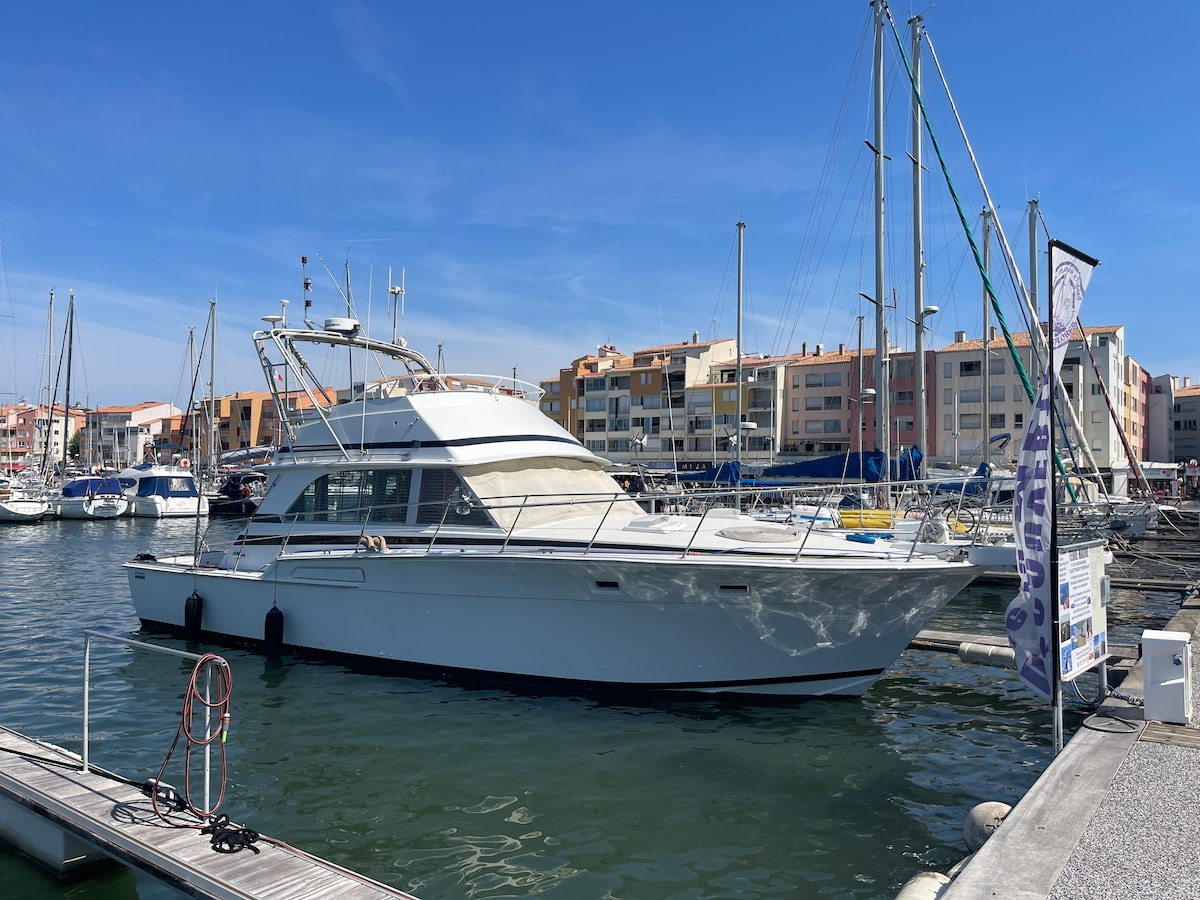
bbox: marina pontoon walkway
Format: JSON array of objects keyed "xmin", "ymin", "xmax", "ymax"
[{"xmin": 0, "ymin": 727, "xmax": 419, "ymax": 899}]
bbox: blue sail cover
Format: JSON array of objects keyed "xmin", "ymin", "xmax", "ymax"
[
  {"xmin": 763, "ymin": 450, "xmax": 885, "ymax": 482},
  {"xmin": 934, "ymin": 461, "xmax": 991, "ymax": 497},
  {"xmin": 762, "ymin": 448, "xmax": 922, "ymax": 483},
  {"xmin": 674, "ymin": 461, "xmax": 742, "ymax": 485}
]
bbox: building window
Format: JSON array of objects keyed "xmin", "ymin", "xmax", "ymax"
[
  {"xmin": 893, "ymin": 358, "xmax": 914, "ymax": 379},
  {"xmin": 823, "ymin": 419, "xmax": 842, "ymax": 434},
  {"xmin": 805, "ymin": 374, "xmax": 822, "ymax": 388},
  {"xmin": 989, "ymin": 358, "xmax": 1006, "ymax": 375},
  {"xmin": 959, "ymin": 414, "xmax": 981, "ymax": 430},
  {"xmin": 823, "ymin": 372, "xmax": 843, "ymax": 387},
  {"xmin": 892, "ymin": 391, "xmax": 913, "ymax": 406},
  {"xmin": 805, "ymin": 420, "xmax": 823, "ymax": 434},
  {"xmin": 959, "ymin": 360, "xmax": 982, "ymax": 377},
  {"xmin": 1014, "ymin": 412, "xmax": 1024, "ymax": 429},
  {"xmin": 959, "ymin": 388, "xmax": 982, "ymax": 404},
  {"xmin": 989, "ymin": 386, "xmax": 1006, "ymax": 403},
  {"xmin": 823, "ymin": 396, "xmax": 843, "ymax": 410},
  {"xmin": 989, "ymin": 414, "xmax": 1005, "ymax": 430},
  {"xmin": 805, "ymin": 397, "xmax": 823, "ymax": 410},
  {"xmin": 894, "ymin": 416, "xmax": 914, "ymax": 432}
]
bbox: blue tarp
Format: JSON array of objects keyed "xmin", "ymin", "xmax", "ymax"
[{"xmin": 60, "ymin": 477, "xmax": 123, "ymax": 498}]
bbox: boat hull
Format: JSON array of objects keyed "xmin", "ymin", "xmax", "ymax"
[
  {"xmin": 55, "ymin": 496, "xmax": 129, "ymax": 519},
  {"xmin": 126, "ymin": 550, "xmax": 979, "ymax": 697},
  {"xmin": 126, "ymin": 496, "xmax": 208, "ymax": 518}
]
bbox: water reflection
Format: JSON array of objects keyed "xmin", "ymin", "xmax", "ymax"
[{"xmin": 0, "ymin": 516, "xmax": 1188, "ymax": 899}]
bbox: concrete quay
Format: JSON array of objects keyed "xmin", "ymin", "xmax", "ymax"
[{"xmin": 942, "ymin": 590, "xmax": 1200, "ymax": 899}]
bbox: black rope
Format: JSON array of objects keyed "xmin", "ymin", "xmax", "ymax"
[{"xmin": 201, "ymin": 814, "xmax": 261, "ymax": 854}]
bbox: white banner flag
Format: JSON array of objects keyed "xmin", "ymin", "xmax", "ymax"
[{"xmin": 1006, "ymin": 241, "xmax": 1098, "ymax": 699}]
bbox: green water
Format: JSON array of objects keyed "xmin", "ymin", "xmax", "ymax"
[{"xmin": 0, "ymin": 517, "xmax": 1171, "ymax": 899}]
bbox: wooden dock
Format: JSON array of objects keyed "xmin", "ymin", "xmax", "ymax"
[{"xmin": 0, "ymin": 727, "xmax": 418, "ymax": 899}]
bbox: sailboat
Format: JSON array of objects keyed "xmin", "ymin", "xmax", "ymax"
[
  {"xmin": 0, "ymin": 276, "xmax": 51, "ymax": 523},
  {"xmin": 44, "ymin": 290, "xmax": 129, "ymax": 519}
]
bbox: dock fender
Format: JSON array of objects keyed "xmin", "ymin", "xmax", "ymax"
[
  {"xmin": 963, "ymin": 801, "xmax": 1011, "ymax": 853},
  {"xmin": 893, "ymin": 870, "xmax": 950, "ymax": 900},
  {"xmin": 183, "ymin": 591, "xmax": 204, "ymax": 641},
  {"xmin": 264, "ymin": 604, "xmax": 285, "ymax": 657}
]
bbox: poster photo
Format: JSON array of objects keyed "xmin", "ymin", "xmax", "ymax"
[{"xmin": 1058, "ymin": 545, "xmax": 1108, "ymax": 682}]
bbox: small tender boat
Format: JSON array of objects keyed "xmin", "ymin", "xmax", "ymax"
[{"xmin": 53, "ymin": 475, "xmax": 129, "ymax": 519}]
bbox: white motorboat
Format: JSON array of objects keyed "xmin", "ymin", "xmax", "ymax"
[
  {"xmin": 53, "ymin": 475, "xmax": 130, "ymax": 519},
  {"xmin": 125, "ymin": 313, "xmax": 980, "ymax": 698},
  {"xmin": 117, "ymin": 463, "xmax": 208, "ymax": 518}
]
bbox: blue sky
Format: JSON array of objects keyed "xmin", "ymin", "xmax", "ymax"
[{"xmin": 0, "ymin": 1, "xmax": 1195, "ymax": 408}]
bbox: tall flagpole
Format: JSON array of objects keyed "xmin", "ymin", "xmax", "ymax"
[{"xmin": 1048, "ymin": 237, "xmax": 1062, "ymax": 755}]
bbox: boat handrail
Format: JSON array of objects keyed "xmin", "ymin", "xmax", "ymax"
[{"xmin": 583, "ymin": 495, "xmax": 620, "ymax": 556}]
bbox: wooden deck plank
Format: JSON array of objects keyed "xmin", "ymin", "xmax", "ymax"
[{"xmin": 1141, "ymin": 721, "xmax": 1200, "ymax": 750}]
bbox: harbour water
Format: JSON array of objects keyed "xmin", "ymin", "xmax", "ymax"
[{"xmin": 0, "ymin": 517, "xmax": 1180, "ymax": 899}]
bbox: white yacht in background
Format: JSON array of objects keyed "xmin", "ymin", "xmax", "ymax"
[
  {"xmin": 53, "ymin": 475, "xmax": 129, "ymax": 519},
  {"xmin": 125, "ymin": 307, "xmax": 980, "ymax": 698},
  {"xmin": 118, "ymin": 462, "xmax": 208, "ymax": 518}
]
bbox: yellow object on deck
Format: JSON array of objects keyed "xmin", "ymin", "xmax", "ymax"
[{"xmin": 838, "ymin": 509, "xmax": 897, "ymax": 529}]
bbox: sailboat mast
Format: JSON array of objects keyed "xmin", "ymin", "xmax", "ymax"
[
  {"xmin": 982, "ymin": 208, "xmax": 991, "ymax": 463},
  {"xmin": 910, "ymin": 13, "xmax": 926, "ymax": 479},
  {"xmin": 61, "ymin": 291, "xmax": 74, "ymax": 474},
  {"xmin": 1028, "ymin": 199, "xmax": 1041, "ymax": 382},
  {"xmin": 208, "ymin": 298, "xmax": 218, "ymax": 474},
  {"xmin": 735, "ymin": 220, "xmax": 745, "ymax": 510},
  {"xmin": 872, "ymin": 0, "xmax": 890, "ymax": 468}
]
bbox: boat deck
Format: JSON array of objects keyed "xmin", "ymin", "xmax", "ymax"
[{"xmin": 0, "ymin": 727, "xmax": 418, "ymax": 899}]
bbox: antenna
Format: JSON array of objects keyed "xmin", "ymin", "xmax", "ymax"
[
  {"xmin": 301, "ymin": 256, "xmax": 313, "ymax": 323},
  {"xmin": 387, "ymin": 267, "xmax": 405, "ymax": 344}
]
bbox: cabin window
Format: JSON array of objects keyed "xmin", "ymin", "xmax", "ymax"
[
  {"xmin": 287, "ymin": 470, "xmax": 412, "ymax": 524},
  {"xmin": 416, "ymin": 469, "xmax": 493, "ymax": 526}
]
